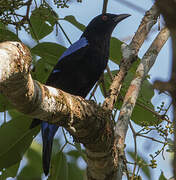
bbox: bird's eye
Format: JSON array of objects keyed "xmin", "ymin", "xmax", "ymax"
[{"xmin": 102, "ymin": 15, "xmax": 108, "ymax": 21}]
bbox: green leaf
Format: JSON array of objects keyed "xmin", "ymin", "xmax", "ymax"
[
  {"xmin": 0, "ymin": 94, "xmax": 13, "ymax": 111},
  {"xmin": 52, "ymin": 139, "xmax": 61, "ymax": 155},
  {"xmin": 17, "ymin": 141, "xmax": 42, "ymax": 180},
  {"xmin": 31, "ymin": 42, "xmax": 66, "ymax": 61},
  {"xmin": 74, "ymin": 143, "xmax": 86, "ymax": 161},
  {"xmin": 0, "ymin": 162, "xmax": 20, "ymax": 180},
  {"xmin": 68, "ymin": 163, "xmax": 84, "ymax": 180},
  {"xmin": 0, "ymin": 22, "xmax": 6, "ymax": 29},
  {"xmin": 64, "ymin": 15, "xmax": 86, "ymax": 31},
  {"xmin": 159, "ymin": 171, "xmax": 167, "ymax": 180},
  {"xmin": 109, "ymin": 37, "xmax": 123, "ymax": 64},
  {"xmin": 67, "ymin": 150, "xmax": 82, "ymax": 159},
  {"xmin": 8, "ymin": 109, "xmax": 27, "ymax": 119},
  {"xmin": 32, "ymin": 58, "xmax": 53, "ymax": 83},
  {"xmin": 127, "ymin": 150, "xmax": 151, "ymax": 179},
  {"xmin": 48, "ymin": 151, "xmax": 68, "ymax": 180},
  {"xmin": 0, "ymin": 29, "xmax": 20, "ymax": 42},
  {"xmin": 75, "ymin": 143, "xmax": 82, "ymax": 152},
  {"xmin": 25, "ymin": 141, "xmax": 42, "ymax": 168},
  {"xmin": 0, "ymin": 116, "xmax": 40, "ymax": 169},
  {"xmin": 31, "ymin": 43, "xmax": 66, "ymax": 83},
  {"xmin": 101, "ymin": 70, "xmax": 157, "ymax": 126},
  {"xmin": 30, "ymin": 5, "xmax": 57, "ymax": 40}
]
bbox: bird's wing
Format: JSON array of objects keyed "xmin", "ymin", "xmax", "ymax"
[
  {"xmin": 53, "ymin": 36, "xmax": 89, "ymax": 71},
  {"xmin": 41, "ymin": 37, "xmax": 89, "ymax": 175},
  {"xmin": 58, "ymin": 36, "xmax": 88, "ymax": 61},
  {"xmin": 46, "ymin": 36, "xmax": 89, "ymax": 86}
]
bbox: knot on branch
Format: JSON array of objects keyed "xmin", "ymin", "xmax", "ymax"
[{"xmin": 120, "ymin": 43, "xmax": 137, "ymax": 70}]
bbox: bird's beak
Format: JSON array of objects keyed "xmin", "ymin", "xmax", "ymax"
[{"xmin": 113, "ymin": 14, "xmax": 131, "ymax": 22}]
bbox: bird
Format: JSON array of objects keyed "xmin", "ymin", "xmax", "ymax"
[{"xmin": 31, "ymin": 13, "xmax": 130, "ymax": 176}]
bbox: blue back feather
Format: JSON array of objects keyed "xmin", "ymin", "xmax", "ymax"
[{"xmin": 59, "ymin": 37, "xmax": 88, "ymax": 60}]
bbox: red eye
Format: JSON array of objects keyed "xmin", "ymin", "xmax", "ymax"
[{"xmin": 102, "ymin": 15, "xmax": 108, "ymax": 21}]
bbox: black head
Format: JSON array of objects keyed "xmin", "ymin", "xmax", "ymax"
[{"xmin": 82, "ymin": 13, "xmax": 130, "ymax": 38}]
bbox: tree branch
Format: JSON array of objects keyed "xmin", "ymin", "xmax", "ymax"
[
  {"xmin": 103, "ymin": 3, "xmax": 159, "ymax": 111},
  {"xmin": 0, "ymin": 41, "xmax": 117, "ymax": 180},
  {"xmin": 115, "ymin": 27, "xmax": 169, "ymax": 178}
]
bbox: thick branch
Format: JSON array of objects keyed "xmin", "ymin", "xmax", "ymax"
[
  {"xmin": 115, "ymin": 27, "xmax": 169, "ymax": 178},
  {"xmin": 0, "ymin": 41, "xmax": 117, "ymax": 180},
  {"xmin": 0, "ymin": 42, "xmax": 94, "ymax": 125},
  {"xmin": 115, "ymin": 27, "xmax": 169, "ymax": 141}
]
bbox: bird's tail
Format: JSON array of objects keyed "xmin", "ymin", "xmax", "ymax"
[{"xmin": 41, "ymin": 122, "xmax": 59, "ymax": 176}]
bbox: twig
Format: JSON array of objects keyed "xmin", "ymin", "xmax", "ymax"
[
  {"xmin": 102, "ymin": 0, "xmax": 109, "ymax": 14},
  {"xmin": 89, "ymin": 81, "xmax": 100, "ymax": 100},
  {"xmin": 129, "ymin": 122, "xmax": 138, "ymax": 179},
  {"xmin": 4, "ymin": 110, "xmax": 6, "ymax": 124},
  {"xmin": 62, "ymin": 128, "xmax": 75, "ymax": 146},
  {"xmin": 58, "ymin": 22, "xmax": 72, "ymax": 45},
  {"xmin": 60, "ymin": 142, "xmax": 67, "ymax": 152},
  {"xmin": 26, "ymin": 0, "xmax": 32, "ymax": 19},
  {"xmin": 136, "ymin": 100, "xmax": 171, "ymax": 123},
  {"xmin": 137, "ymin": 133, "xmax": 165, "ymax": 144},
  {"xmin": 100, "ymin": 74, "xmax": 108, "ymax": 97},
  {"xmin": 106, "ymin": 65, "xmax": 114, "ymax": 81}
]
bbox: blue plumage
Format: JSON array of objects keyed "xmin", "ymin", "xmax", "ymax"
[
  {"xmin": 52, "ymin": 69, "xmax": 60, "ymax": 73},
  {"xmin": 52, "ymin": 37, "xmax": 88, "ymax": 74},
  {"xmin": 32, "ymin": 13, "xmax": 130, "ymax": 176},
  {"xmin": 59, "ymin": 37, "xmax": 88, "ymax": 60},
  {"xmin": 41, "ymin": 122, "xmax": 59, "ymax": 174},
  {"xmin": 41, "ymin": 122, "xmax": 58, "ymax": 140}
]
